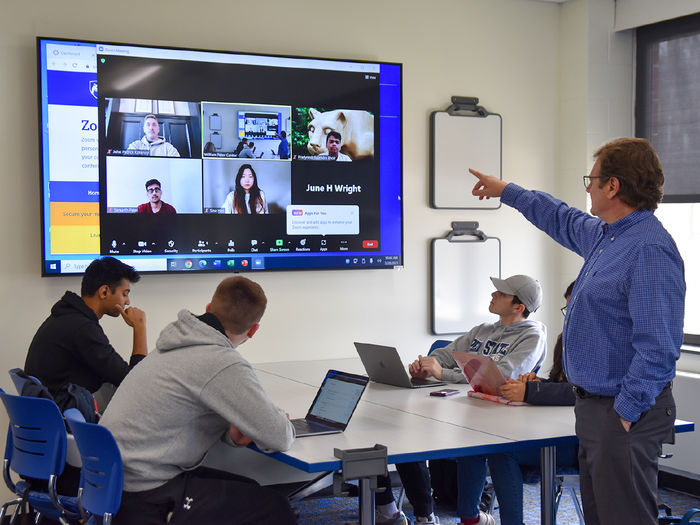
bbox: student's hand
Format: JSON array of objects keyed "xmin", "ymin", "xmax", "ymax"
[
  {"xmin": 518, "ymin": 372, "xmax": 539, "ymax": 383},
  {"xmin": 470, "ymin": 168, "xmax": 508, "ymax": 200},
  {"xmin": 408, "ymin": 357, "xmax": 428, "ymax": 378},
  {"xmin": 229, "ymin": 424, "xmax": 253, "ymax": 446},
  {"xmin": 118, "ymin": 305, "xmax": 146, "ymax": 329},
  {"xmin": 411, "ymin": 355, "xmax": 443, "ymax": 380},
  {"xmin": 500, "ymin": 379, "xmax": 526, "ymax": 402}
]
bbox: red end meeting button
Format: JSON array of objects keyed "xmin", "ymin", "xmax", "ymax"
[{"xmin": 362, "ymin": 240, "xmax": 379, "ymax": 248}]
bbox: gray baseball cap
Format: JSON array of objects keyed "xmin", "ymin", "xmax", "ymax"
[{"xmin": 490, "ymin": 274, "xmax": 542, "ymax": 312}]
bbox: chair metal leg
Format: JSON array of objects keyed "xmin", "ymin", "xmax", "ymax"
[
  {"xmin": 0, "ymin": 499, "xmax": 22, "ymax": 521},
  {"xmin": 486, "ymin": 489, "xmax": 498, "ymax": 514},
  {"xmin": 569, "ymin": 487, "xmax": 585, "ymax": 525},
  {"xmin": 396, "ymin": 486, "xmax": 406, "ymax": 512},
  {"xmin": 554, "ymin": 481, "xmax": 563, "ymax": 515},
  {"xmin": 288, "ymin": 471, "xmax": 335, "ymax": 502}
]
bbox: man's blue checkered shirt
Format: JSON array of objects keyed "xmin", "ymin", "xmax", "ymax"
[{"xmin": 502, "ymin": 184, "xmax": 685, "ymax": 422}]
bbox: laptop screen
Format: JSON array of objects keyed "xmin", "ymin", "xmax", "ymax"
[{"xmin": 307, "ymin": 370, "xmax": 368, "ymax": 426}]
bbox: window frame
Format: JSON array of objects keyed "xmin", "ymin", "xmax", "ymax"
[{"xmin": 636, "ymin": 12, "xmax": 700, "ymax": 348}]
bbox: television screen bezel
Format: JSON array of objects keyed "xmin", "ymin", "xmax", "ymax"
[{"xmin": 37, "ymin": 36, "xmax": 403, "ymax": 276}]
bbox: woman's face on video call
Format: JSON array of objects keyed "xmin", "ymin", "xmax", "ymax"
[{"xmin": 240, "ymin": 168, "xmax": 255, "ymax": 191}]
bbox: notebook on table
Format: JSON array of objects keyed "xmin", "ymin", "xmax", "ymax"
[
  {"xmin": 452, "ymin": 352, "xmax": 508, "ymax": 396},
  {"xmin": 291, "ymin": 369, "xmax": 369, "ymax": 437},
  {"xmin": 354, "ymin": 342, "xmax": 447, "ymax": 389}
]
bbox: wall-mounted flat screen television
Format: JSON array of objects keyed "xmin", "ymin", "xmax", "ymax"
[{"xmin": 37, "ymin": 37, "xmax": 403, "ymax": 275}]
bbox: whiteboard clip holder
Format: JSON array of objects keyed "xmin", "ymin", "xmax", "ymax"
[
  {"xmin": 446, "ymin": 96, "xmax": 489, "ymax": 117},
  {"xmin": 445, "ymin": 221, "xmax": 487, "ymax": 242}
]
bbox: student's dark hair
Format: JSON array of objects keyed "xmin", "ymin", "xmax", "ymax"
[
  {"xmin": 564, "ymin": 280, "xmax": 575, "ymax": 298},
  {"xmin": 594, "ymin": 138, "xmax": 664, "ymax": 211},
  {"xmin": 210, "ymin": 276, "xmax": 267, "ymax": 334},
  {"xmin": 233, "ymin": 164, "xmax": 264, "ymax": 214},
  {"xmin": 280, "ymin": 130, "xmax": 286, "ymax": 138},
  {"xmin": 81, "ymin": 257, "xmax": 140, "ymax": 297},
  {"xmin": 511, "ymin": 295, "xmax": 531, "ymax": 319},
  {"xmin": 203, "ymin": 142, "xmax": 216, "ymax": 154},
  {"xmin": 326, "ymin": 131, "xmax": 341, "ymax": 143},
  {"xmin": 548, "ymin": 281, "xmax": 576, "ymax": 383},
  {"xmin": 145, "ymin": 179, "xmax": 161, "ymax": 189}
]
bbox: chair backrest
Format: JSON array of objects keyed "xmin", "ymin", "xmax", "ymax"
[
  {"xmin": 8, "ymin": 368, "xmax": 45, "ymax": 396},
  {"xmin": 428, "ymin": 339, "xmax": 452, "ymax": 355},
  {"xmin": 0, "ymin": 387, "xmax": 68, "ymax": 480},
  {"xmin": 65, "ymin": 411, "xmax": 123, "ymax": 517}
]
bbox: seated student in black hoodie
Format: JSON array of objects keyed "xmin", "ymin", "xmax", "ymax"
[
  {"xmin": 500, "ymin": 280, "xmax": 576, "ymax": 406},
  {"xmin": 24, "ymin": 257, "xmax": 147, "ymax": 402}
]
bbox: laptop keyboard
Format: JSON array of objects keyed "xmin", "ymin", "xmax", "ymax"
[
  {"xmin": 292, "ymin": 419, "xmax": 329, "ymax": 434},
  {"xmin": 410, "ymin": 377, "xmax": 439, "ymax": 386}
]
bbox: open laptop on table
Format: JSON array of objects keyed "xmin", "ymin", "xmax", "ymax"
[
  {"xmin": 354, "ymin": 342, "xmax": 447, "ymax": 389},
  {"xmin": 291, "ymin": 369, "xmax": 369, "ymax": 437}
]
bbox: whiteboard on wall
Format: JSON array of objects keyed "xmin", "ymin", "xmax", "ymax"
[
  {"xmin": 430, "ymin": 111, "xmax": 502, "ymax": 209},
  {"xmin": 431, "ymin": 235, "xmax": 501, "ymax": 335}
]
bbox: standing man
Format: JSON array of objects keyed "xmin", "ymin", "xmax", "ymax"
[
  {"xmin": 277, "ymin": 130, "xmax": 290, "ymax": 159},
  {"xmin": 325, "ymin": 131, "xmax": 352, "ymax": 162},
  {"xmin": 100, "ymin": 276, "xmax": 296, "ymax": 524},
  {"xmin": 127, "ymin": 114, "xmax": 180, "ymax": 157},
  {"xmin": 137, "ymin": 179, "xmax": 177, "ymax": 214},
  {"xmin": 470, "ymin": 137, "xmax": 685, "ymax": 525},
  {"xmin": 25, "ymin": 257, "xmax": 147, "ymax": 400}
]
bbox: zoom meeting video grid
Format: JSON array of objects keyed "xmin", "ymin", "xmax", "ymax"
[{"xmin": 38, "ymin": 40, "xmax": 402, "ymax": 274}]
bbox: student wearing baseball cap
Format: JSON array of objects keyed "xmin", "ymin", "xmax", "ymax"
[
  {"xmin": 375, "ymin": 274, "xmax": 546, "ymax": 525},
  {"xmin": 489, "ymin": 274, "xmax": 543, "ymax": 314}
]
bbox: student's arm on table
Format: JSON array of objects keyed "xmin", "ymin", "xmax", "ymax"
[{"xmin": 500, "ymin": 379, "xmax": 527, "ymax": 402}]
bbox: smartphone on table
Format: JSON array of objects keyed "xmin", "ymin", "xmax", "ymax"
[{"xmin": 430, "ymin": 388, "xmax": 460, "ymax": 397}]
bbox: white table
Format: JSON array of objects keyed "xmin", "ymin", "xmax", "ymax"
[{"xmin": 253, "ymin": 359, "xmax": 694, "ymax": 525}]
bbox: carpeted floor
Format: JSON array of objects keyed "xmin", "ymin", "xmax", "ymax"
[{"xmin": 292, "ymin": 482, "xmax": 700, "ymax": 524}]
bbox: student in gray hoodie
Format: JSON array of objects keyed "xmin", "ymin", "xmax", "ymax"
[
  {"xmin": 376, "ymin": 274, "xmax": 546, "ymax": 525},
  {"xmin": 410, "ymin": 274, "xmax": 546, "ymax": 383},
  {"xmin": 101, "ymin": 276, "xmax": 296, "ymax": 525}
]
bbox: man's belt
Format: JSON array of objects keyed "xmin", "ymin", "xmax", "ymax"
[
  {"xmin": 572, "ymin": 385, "xmax": 609, "ymax": 399},
  {"xmin": 572, "ymin": 382, "xmax": 672, "ymax": 400}
]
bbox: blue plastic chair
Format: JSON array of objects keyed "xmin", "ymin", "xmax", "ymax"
[
  {"xmin": 8, "ymin": 368, "xmax": 42, "ymax": 396},
  {"xmin": 0, "ymin": 388, "xmax": 79, "ymax": 523},
  {"xmin": 65, "ymin": 409, "xmax": 123, "ymax": 525},
  {"xmin": 659, "ymin": 506, "xmax": 700, "ymax": 523},
  {"xmin": 427, "ymin": 339, "xmax": 452, "ymax": 355}
]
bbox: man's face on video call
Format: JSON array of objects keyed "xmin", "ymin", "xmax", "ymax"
[
  {"xmin": 146, "ymin": 184, "xmax": 162, "ymax": 203},
  {"xmin": 326, "ymin": 134, "xmax": 341, "ymax": 157},
  {"xmin": 143, "ymin": 118, "xmax": 160, "ymax": 142}
]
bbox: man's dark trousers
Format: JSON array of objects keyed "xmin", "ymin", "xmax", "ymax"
[{"xmin": 575, "ymin": 385, "xmax": 675, "ymax": 525}]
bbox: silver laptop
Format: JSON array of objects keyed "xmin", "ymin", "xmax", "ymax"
[
  {"xmin": 354, "ymin": 342, "xmax": 447, "ymax": 389},
  {"xmin": 291, "ymin": 369, "xmax": 369, "ymax": 437}
]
